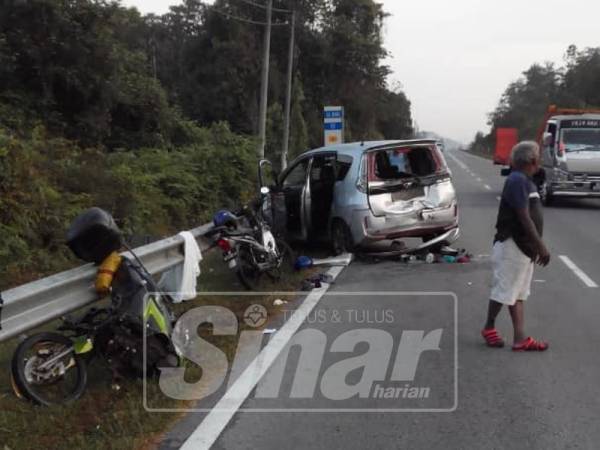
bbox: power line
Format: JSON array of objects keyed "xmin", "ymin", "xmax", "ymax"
[
  {"xmin": 237, "ymin": 0, "xmax": 291, "ymax": 14},
  {"xmin": 209, "ymin": 5, "xmax": 289, "ymax": 26}
]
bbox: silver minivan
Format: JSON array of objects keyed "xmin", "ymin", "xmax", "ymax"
[{"xmin": 276, "ymin": 140, "xmax": 460, "ymax": 253}]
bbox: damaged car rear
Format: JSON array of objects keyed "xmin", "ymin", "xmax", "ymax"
[{"xmin": 276, "ymin": 140, "xmax": 459, "ymax": 254}]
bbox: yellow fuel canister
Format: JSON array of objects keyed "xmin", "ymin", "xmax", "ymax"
[{"xmin": 95, "ymin": 251, "xmax": 122, "ymax": 295}]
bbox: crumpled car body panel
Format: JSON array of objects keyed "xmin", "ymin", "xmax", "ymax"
[{"xmin": 333, "ymin": 142, "xmax": 459, "ymax": 248}]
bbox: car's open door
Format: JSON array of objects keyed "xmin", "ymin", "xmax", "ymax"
[{"xmin": 278, "ymin": 157, "xmax": 310, "ymax": 241}]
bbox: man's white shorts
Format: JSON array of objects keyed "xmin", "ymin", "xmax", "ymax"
[{"xmin": 490, "ymin": 238, "xmax": 534, "ymax": 305}]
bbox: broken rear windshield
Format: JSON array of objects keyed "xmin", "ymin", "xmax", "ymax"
[{"xmin": 369, "ymin": 146, "xmax": 442, "ymax": 181}]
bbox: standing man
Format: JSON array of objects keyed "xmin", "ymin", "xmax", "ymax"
[{"xmin": 481, "ymin": 141, "xmax": 550, "ymax": 351}]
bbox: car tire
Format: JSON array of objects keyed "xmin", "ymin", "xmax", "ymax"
[{"xmin": 331, "ymin": 220, "xmax": 354, "ymax": 255}]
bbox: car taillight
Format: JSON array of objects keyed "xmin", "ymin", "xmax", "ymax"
[{"xmin": 217, "ymin": 238, "xmax": 232, "ymax": 252}]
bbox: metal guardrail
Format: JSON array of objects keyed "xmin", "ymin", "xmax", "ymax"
[{"xmin": 0, "ymin": 223, "xmax": 214, "ymax": 343}]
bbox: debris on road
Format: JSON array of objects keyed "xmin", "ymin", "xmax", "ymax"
[
  {"xmin": 300, "ymin": 273, "xmax": 336, "ymax": 291},
  {"xmin": 294, "ymin": 253, "xmax": 354, "ymax": 270},
  {"xmin": 301, "ymin": 278, "xmax": 322, "ymax": 290},
  {"xmin": 263, "ymin": 328, "xmax": 277, "ymax": 335},
  {"xmin": 359, "ymin": 245, "xmax": 473, "ymax": 265},
  {"xmin": 440, "ymin": 245, "xmax": 460, "ymax": 257},
  {"xmin": 311, "ymin": 253, "xmax": 354, "ymax": 267},
  {"xmin": 317, "ymin": 273, "xmax": 335, "ymax": 284},
  {"xmin": 456, "ymin": 255, "xmax": 471, "ymax": 263}
]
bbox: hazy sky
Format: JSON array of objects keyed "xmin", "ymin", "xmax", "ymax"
[{"xmin": 122, "ymin": 0, "xmax": 600, "ymax": 143}]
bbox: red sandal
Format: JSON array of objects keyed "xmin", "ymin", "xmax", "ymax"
[
  {"xmin": 512, "ymin": 336, "xmax": 549, "ymax": 352},
  {"xmin": 481, "ymin": 328, "xmax": 505, "ymax": 348}
]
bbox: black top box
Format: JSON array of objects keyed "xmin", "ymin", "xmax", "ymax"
[{"xmin": 67, "ymin": 207, "xmax": 123, "ymax": 264}]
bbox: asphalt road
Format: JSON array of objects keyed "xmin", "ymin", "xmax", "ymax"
[{"xmin": 164, "ymin": 150, "xmax": 600, "ymax": 450}]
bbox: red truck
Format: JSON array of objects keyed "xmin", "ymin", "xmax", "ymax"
[{"xmin": 493, "ymin": 128, "xmax": 518, "ymax": 167}]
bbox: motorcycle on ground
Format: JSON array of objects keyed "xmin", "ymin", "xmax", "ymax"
[{"xmin": 10, "ymin": 208, "xmax": 180, "ymax": 406}]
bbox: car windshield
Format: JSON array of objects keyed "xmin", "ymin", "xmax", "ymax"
[
  {"xmin": 371, "ymin": 147, "xmax": 442, "ymax": 181},
  {"xmin": 561, "ymin": 128, "xmax": 600, "ymax": 152}
]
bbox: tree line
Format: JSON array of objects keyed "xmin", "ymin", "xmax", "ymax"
[
  {"xmin": 470, "ymin": 45, "xmax": 600, "ymax": 153},
  {"xmin": 0, "ymin": 0, "xmax": 413, "ymax": 158},
  {"xmin": 0, "ymin": 0, "xmax": 412, "ymax": 288}
]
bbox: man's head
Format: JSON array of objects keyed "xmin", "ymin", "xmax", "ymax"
[{"xmin": 511, "ymin": 141, "xmax": 540, "ymax": 176}]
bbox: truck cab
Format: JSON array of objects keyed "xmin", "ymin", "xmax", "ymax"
[{"xmin": 539, "ymin": 113, "xmax": 600, "ymax": 205}]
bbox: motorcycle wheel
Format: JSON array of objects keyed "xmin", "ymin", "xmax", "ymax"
[
  {"xmin": 11, "ymin": 332, "xmax": 88, "ymax": 406},
  {"xmin": 266, "ymin": 239, "xmax": 295, "ymax": 281},
  {"xmin": 236, "ymin": 245, "xmax": 262, "ymax": 290}
]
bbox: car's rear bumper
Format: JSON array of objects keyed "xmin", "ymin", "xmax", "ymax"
[{"xmin": 348, "ymin": 203, "xmax": 460, "ymax": 247}]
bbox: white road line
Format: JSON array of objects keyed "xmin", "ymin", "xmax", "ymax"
[
  {"xmin": 180, "ymin": 266, "xmax": 345, "ymax": 450},
  {"xmin": 558, "ymin": 255, "xmax": 598, "ymax": 288},
  {"xmin": 446, "ymin": 152, "xmax": 468, "ymax": 171},
  {"xmin": 446, "ymin": 153, "xmax": 492, "ymax": 192}
]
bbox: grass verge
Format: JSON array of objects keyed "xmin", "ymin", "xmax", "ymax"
[{"xmin": 0, "ymin": 250, "xmax": 318, "ymax": 450}]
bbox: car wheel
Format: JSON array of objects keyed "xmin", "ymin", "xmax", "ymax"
[{"xmin": 331, "ymin": 220, "xmax": 354, "ymax": 255}]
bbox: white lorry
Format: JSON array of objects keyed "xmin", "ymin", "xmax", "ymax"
[{"xmin": 537, "ymin": 106, "xmax": 600, "ymax": 205}]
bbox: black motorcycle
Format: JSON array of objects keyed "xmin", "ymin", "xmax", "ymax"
[{"xmin": 11, "ymin": 208, "xmax": 180, "ymax": 406}]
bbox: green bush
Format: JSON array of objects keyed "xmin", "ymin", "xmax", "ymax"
[{"xmin": 0, "ymin": 119, "xmax": 258, "ymax": 290}]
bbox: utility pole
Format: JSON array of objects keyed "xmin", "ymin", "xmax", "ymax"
[
  {"xmin": 152, "ymin": 40, "xmax": 157, "ymax": 80},
  {"xmin": 257, "ymin": 0, "xmax": 273, "ymax": 159},
  {"xmin": 280, "ymin": 8, "xmax": 295, "ymax": 170}
]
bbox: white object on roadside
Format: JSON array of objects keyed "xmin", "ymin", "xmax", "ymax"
[
  {"xmin": 263, "ymin": 328, "xmax": 277, "ymax": 334},
  {"xmin": 158, "ymin": 231, "xmax": 203, "ymax": 303},
  {"xmin": 273, "ymin": 299, "xmax": 286, "ymax": 306},
  {"xmin": 311, "ymin": 253, "xmax": 354, "ymax": 267}
]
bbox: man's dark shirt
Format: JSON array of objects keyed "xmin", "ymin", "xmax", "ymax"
[{"xmin": 494, "ymin": 170, "xmax": 544, "ymax": 259}]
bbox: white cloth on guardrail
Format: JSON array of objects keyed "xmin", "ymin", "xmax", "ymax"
[{"xmin": 158, "ymin": 231, "xmax": 202, "ymax": 303}]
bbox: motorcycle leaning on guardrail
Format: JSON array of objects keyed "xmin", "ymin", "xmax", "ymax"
[
  {"xmin": 10, "ymin": 208, "xmax": 181, "ymax": 406},
  {"xmin": 208, "ymin": 159, "xmax": 294, "ymax": 290}
]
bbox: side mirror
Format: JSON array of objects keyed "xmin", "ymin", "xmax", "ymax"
[{"xmin": 543, "ymin": 132, "xmax": 553, "ymax": 147}]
